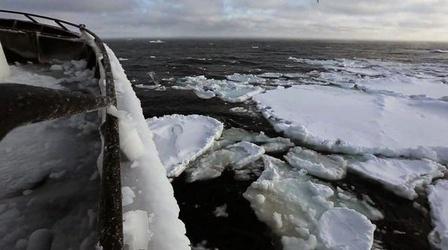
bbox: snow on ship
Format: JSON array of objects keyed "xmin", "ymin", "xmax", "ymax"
[{"xmin": 0, "ymin": 10, "xmax": 189, "ymax": 250}]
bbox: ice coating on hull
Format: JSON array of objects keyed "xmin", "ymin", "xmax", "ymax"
[
  {"xmin": 105, "ymin": 44, "xmax": 190, "ymax": 250},
  {"xmin": 347, "ymin": 155, "xmax": 446, "ymax": 200},
  {"xmin": 243, "ymin": 156, "xmax": 378, "ymax": 250},
  {"xmin": 0, "ymin": 42, "xmax": 9, "ymax": 80},
  {"xmin": 254, "ymin": 85, "xmax": 448, "ymax": 163},
  {"xmin": 428, "ymin": 180, "xmax": 448, "ymax": 249},
  {"xmin": 147, "ymin": 114, "xmax": 223, "ymax": 178}
]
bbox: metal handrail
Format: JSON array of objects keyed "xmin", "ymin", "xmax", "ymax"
[{"xmin": 0, "ymin": 10, "xmax": 123, "ymax": 249}]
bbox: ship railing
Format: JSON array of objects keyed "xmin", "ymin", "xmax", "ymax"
[{"xmin": 0, "ymin": 9, "xmax": 123, "ymax": 250}]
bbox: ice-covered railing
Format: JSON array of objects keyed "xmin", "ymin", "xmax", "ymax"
[{"xmin": 0, "ymin": 10, "xmax": 123, "ymax": 249}]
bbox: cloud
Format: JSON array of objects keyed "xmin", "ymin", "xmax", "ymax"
[{"xmin": 2, "ymin": 0, "xmax": 448, "ymax": 41}]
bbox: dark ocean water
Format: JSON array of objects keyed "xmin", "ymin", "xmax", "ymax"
[{"xmin": 107, "ymin": 39, "xmax": 448, "ymax": 250}]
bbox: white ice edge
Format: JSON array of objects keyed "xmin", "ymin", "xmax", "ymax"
[
  {"xmin": 105, "ymin": 44, "xmax": 190, "ymax": 250},
  {"xmin": 0, "ymin": 42, "xmax": 10, "ymax": 80}
]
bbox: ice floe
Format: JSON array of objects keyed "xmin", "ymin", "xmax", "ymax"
[
  {"xmin": 214, "ymin": 127, "xmax": 294, "ymax": 153},
  {"xmin": 185, "ymin": 141, "xmax": 265, "ymax": 182},
  {"xmin": 428, "ymin": 180, "xmax": 448, "ymax": 249},
  {"xmin": 147, "ymin": 114, "xmax": 223, "ymax": 178},
  {"xmin": 347, "ymin": 155, "xmax": 446, "ymax": 199},
  {"xmin": 106, "ymin": 45, "xmax": 190, "ymax": 250},
  {"xmin": 318, "ymin": 207, "xmax": 376, "ymax": 250},
  {"xmin": 255, "ymin": 85, "xmax": 448, "ymax": 163},
  {"xmin": 244, "ymin": 155, "xmax": 379, "ymax": 250},
  {"xmin": 288, "ymin": 57, "xmax": 448, "ymax": 99},
  {"xmin": 176, "ymin": 75, "xmax": 264, "ymax": 103},
  {"xmin": 285, "ymin": 147, "xmax": 347, "ymax": 180}
]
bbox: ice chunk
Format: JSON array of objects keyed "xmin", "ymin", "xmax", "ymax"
[
  {"xmin": 428, "ymin": 180, "xmax": 448, "ymax": 249},
  {"xmin": 106, "ymin": 44, "xmax": 190, "ymax": 250},
  {"xmin": 147, "ymin": 114, "xmax": 223, "ymax": 178},
  {"xmin": 255, "ymin": 85, "xmax": 448, "ymax": 162},
  {"xmin": 215, "ymin": 128, "xmax": 294, "ymax": 153},
  {"xmin": 0, "ymin": 42, "xmax": 10, "ymax": 79},
  {"xmin": 27, "ymin": 229, "xmax": 53, "ymax": 250},
  {"xmin": 244, "ymin": 156, "xmax": 378, "ymax": 250},
  {"xmin": 226, "ymin": 73, "xmax": 266, "ymax": 84},
  {"xmin": 213, "ymin": 204, "xmax": 229, "ymax": 218},
  {"xmin": 177, "ymin": 75, "xmax": 264, "ymax": 103},
  {"xmin": 318, "ymin": 207, "xmax": 375, "ymax": 250},
  {"xmin": 347, "ymin": 155, "xmax": 445, "ymax": 199},
  {"xmin": 285, "ymin": 147, "xmax": 347, "ymax": 180},
  {"xmin": 185, "ymin": 141, "xmax": 265, "ymax": 182}
]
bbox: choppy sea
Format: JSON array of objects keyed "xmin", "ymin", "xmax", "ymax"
[{"xmin": 107, "ymin": 39, "xmax": 448, "ymax": 250}]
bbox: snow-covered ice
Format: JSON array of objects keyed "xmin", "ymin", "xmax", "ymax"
[
  {"xmin": 255, "ymin": 85, "xmax": 448, "ymax": 163},
  {"xmin": 347, "ymin": 155, "xmax": 445, "ymax": 199},
  {"xmin": 106, "ymin": 44, "xmax": 190, "ymax": 250},
  {"xmin": 176, "ymin": 75, "xmax": 264, "ymax": 103},
  {"xmin": 185, "ymin": 141, "xmax": 265, "ymax": 182},
  {"xmin": 147, "ymin": 114, "xmax": 223, "ymax": 178},
  {"xmin": 244, "ymin": 155, "xmax": 378, "ymax": 250},
  {"xmin": 428, "ymin": 180, "xmax": 448, "ymax": 249},
  {"xmin": 285, "ymin": 147, "xmax": 347, "ymax": 180}
]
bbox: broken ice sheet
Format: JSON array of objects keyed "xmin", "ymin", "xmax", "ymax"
[
  {"xmin": 213, "ymin": 127, "xmax": 294, "ymax": 153},
  {"xmin": 243, "ymin": 155, "xmax": 379, "ymax": 250},
  {"xmin": 346, "ymin": 155, "xmax": 446, "ymax": 200},
  {"xmin": 284, "ymin": 146, "xmax": 347, "ymax": 181},
  {"xmin": 185, "ymin": 141, "xmax": 265, "ymax": 182}
]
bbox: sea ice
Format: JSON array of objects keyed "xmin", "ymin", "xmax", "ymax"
[
  {"xmin": 288, "ymin": 57, "xmax": 448, "ymax": 99},
  {"xmin": 185, "ymin": 141, "xmax": 265, "ymax": 182},
  {"xmin": 284, "ymin": 147, "xmax": 347, "ymax": 180},
  {"xmin": 177, "ymin": 75, "xmax": 264, "ymax": 103},
  {"xmin": 428, "ymin": 180, "xmax": 448, "ymax": 249},
  {"xmin": 106, "ymin": 44, "xmax": 190, "ymax": 250},
  {"xmin": 318, "ymin": 207, "xmax": 375, "ymax": 250},
  {"xmin": 146, "ymin": 114, "xmax": 223, "ymax": 178},
  {"xmin": 347, "ymin": 155, "xmax": 446, "ymax": 199},
  {"xmin": 243, "ymin": 156, "xmax": 378, "ymax": 250},
  {"xmin": 255, "ymin": 85, "xmax": 448, "ymax": 163},
  {"xmin": 214, "ymin": 128, "xmax": 294, "ymax": 153}
]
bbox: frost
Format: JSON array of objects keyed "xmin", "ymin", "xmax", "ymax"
[
  {"xmin": 147, "ymin": 114, "xmax": 223, "ymax": 178},
  {"xmin": 347, "ymin": 155, "xmax": 446, "ymax": 200},
  {"xmin": 122, "ymin": 187, "xmax": 136, "ymax": 207},
  {"xmin": 123, "ymin": 210, "xmax": 153, "ymax": 250},
  {"xmin": 285, "ymin": 147, "xmax": 347, "ymax": 180}
]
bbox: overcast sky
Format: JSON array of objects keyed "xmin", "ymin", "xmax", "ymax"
[{"xmin": 3, "ymin": 0, "xmax": 448, "ymax": 41}]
